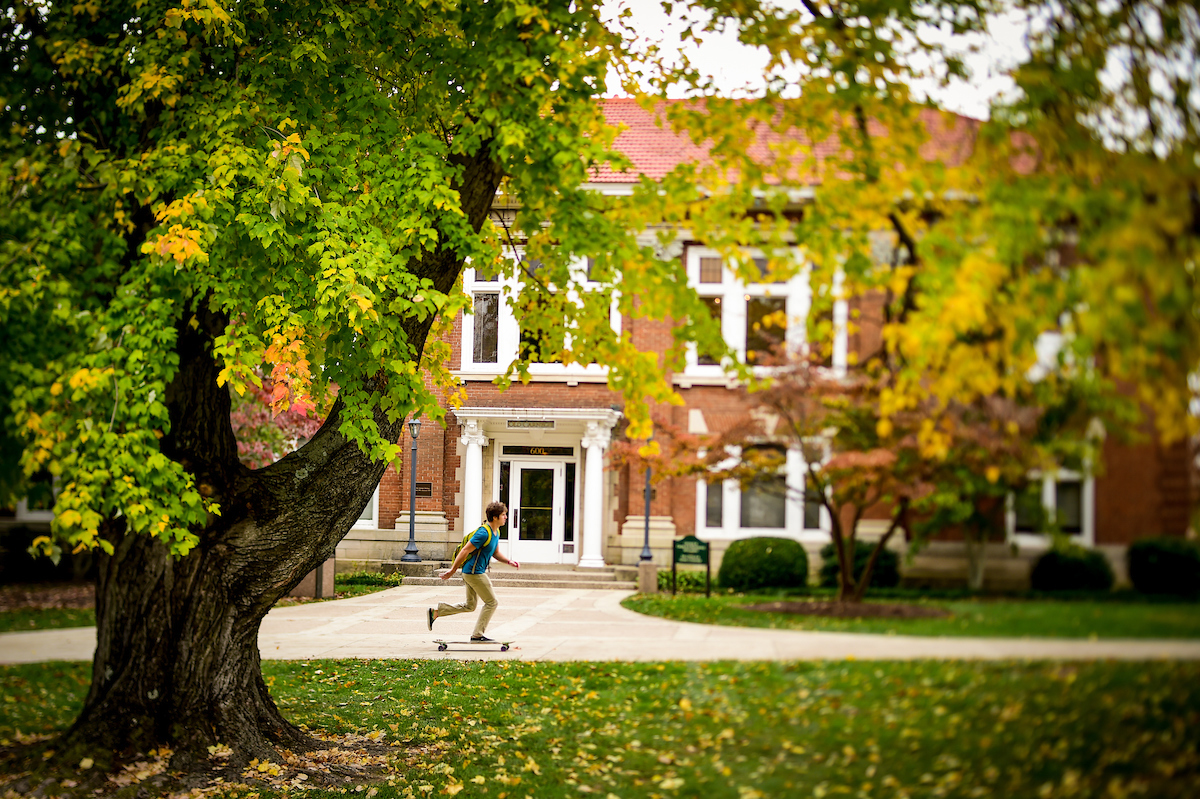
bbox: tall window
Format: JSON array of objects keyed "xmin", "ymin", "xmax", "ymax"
[
  {"xmin": 473, "ymin": 293, "xmax": 499, "ymax": 363},
  {"xmin": 705, "ymin": 480, "xmax": 723, "ymax": 527},
  {"xmin": 518, "ymin": 295, "xmax": 565, "ymax": 364},
  {"xmin": 697, "ymin": 296, "xmax": 723, "ymax": 366},
  {"xmin": 740, "ymin": 476, "xmax": 787, "ymax": 529},
  {"xmin": 746, "ymin": 296, "xmax": 787, "ymax": 364},
  {"xmin": 739, "ymin": 444, "xmax": 787, "ymax": 529},
  {"xmin": 1013, "ymin": 484, "xmax": 1046, "ymax": 533},
  {"xmin": 803, "ymin": 474, "xmax": 822, "ymax": 530}
]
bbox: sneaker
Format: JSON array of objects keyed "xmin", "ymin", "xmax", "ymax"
[
  {"xmin": 427, "ymin": 608, "xmax": 436, "ymax": 631},
  {"xmin": 470, "ymin": 635, "xmax": 494, "ymax": 643}
]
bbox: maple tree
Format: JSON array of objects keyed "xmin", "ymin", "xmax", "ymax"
[{"xmin": 0, "ymin": 0, "xmax": 681, "ymax": 784}]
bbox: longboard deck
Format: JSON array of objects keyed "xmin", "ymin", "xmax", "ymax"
[{"xmin": 434, "ymin": 639, "xmax": 512, "ymax": 652}]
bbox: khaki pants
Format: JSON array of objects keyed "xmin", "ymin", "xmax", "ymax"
[{"xmin": 436, "ymin": 572, "xmax": 498, "ymax": 637}]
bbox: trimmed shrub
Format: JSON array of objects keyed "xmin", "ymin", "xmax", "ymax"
[
  {"xmin": 717, "ymin": 537, "xmax": 809, "ymax": 592},
  {"xmin": 658, "ymin": 569, "xmax": 712, "ymax": 594},
  {"xmin": 1128, "ymin": 537, "xmax": 1200, "ymax": 596},
  {"xmin": 336, "ymin": 570, "xmax": 405, "ymax": 588},
  {"xmin": 818, "ymin": 541, "xmax": 900, "ymax": 589},
  {"xmin": 1030, "ymin": 547, "xmax": 1114, "ymax": 592}
]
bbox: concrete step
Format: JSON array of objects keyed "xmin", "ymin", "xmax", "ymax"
[
  {"xmin": 398, "ymin": 562, "xmax": 638, "ymax": 591},
  {"xmin": 489, "ymin": 569, "xmax": 622, "ymax": 582},
  {"xmin": 402, "ymin": 575, "xmax": 637, "ymax": 590}
]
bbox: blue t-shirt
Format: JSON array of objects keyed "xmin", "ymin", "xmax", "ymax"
[{"xmin": 463, "ymin": 523, "xmax": 499, "ymax": 574}]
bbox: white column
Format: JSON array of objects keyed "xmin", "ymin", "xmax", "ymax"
[
  {"xmin": 460, "ymin": 419, "xmax": 487, "ymax": 530},
  {"xmin": 579, "ymin": 420, "xmax": 613, "ymax": 568}
]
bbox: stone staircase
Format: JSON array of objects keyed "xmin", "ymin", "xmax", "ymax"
[{"xmin": 392, "ymin": 561, "xmax": 638, "ymax": 591}]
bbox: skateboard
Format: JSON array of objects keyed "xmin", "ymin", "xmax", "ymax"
[{"xmin": 434, "ymin": 639, "xmax": 512, "ymax": 652}]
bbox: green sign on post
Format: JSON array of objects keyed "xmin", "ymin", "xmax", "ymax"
[{"xmin": 672, "ymin": 535, "xmax": 711, "ymax": 597}]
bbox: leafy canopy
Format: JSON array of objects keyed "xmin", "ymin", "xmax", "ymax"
[{"xmin": 4, "ymin": 0, "xmax": 1197, "ymax": 563}]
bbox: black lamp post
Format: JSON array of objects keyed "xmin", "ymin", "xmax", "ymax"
[
  {"xmin": 640, "ymin": 445, "xmax": 653, "ymax": 562},
  {"xmin": 401, "ymin": 417, "xmax": 422, "ymax": 563}
]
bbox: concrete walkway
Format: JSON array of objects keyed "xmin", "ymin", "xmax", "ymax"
[{"xmin": 3, "ymin": 584, "xmax": 1200, "ymax": 664}]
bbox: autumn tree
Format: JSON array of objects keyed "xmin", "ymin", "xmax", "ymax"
[
  {"xmin": 0, "ymin": 0, "xmax": 693, "ymax": 785},
  {"xmin": 626, "ymin": 0, "xmax": 1198, "ymax": 592}
]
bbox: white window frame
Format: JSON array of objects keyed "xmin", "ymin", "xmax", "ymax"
[
  {"xmin": 681, "ymin": 246, "xmax": 848, "ymax": 382},
  {"xmin": 16, "ymin": 498, "xmax": 55, "ymax": 523},
  {"xmin": 694, "ymin": 443, "xmax": 829, "ymax": 543},
  {"xmin": 458, "ymin": 249, "xmax": 619, "ymax": 381},
  {"xmin": 353, "ymin": 485, "xmax": 380, "ymax": 530},
  {"xmin": 1006, "ymin": 468, "xmax": 1095, "ymax": 548}
]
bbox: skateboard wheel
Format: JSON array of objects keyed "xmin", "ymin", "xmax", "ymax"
[
  {"xmin": 438, "ymin": 644, "xmax": 447, "ymax": 651},
  {"xmin": 501, "ymin": 644, "xmax": 509, "ymax": 652}
]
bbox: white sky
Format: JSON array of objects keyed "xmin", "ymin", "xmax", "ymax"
[{"xmin": 601, "ymin": 0, "xmax": 1032, "ymax": 120}]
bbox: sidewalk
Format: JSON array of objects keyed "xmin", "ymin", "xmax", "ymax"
[{"xmin": 4, "ymin": 584, "xmax": 1200, "ymax": 664}]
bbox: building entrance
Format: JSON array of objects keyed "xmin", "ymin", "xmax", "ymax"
[{"xmin": 496, "ymin": 449, "xmax": 578, "ymax": 564}]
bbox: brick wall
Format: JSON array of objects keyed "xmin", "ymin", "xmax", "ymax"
[
  {"xmin": 1096, "ymin": 430, "xmax": 1191, "ymax": 543},
  {"xmin": 422, "ymin": 275, "xmax": 1193, "ymax": 555},
  {"xmin": 442, "ymin": 420, "xmax": 461, "ymax": 531}
]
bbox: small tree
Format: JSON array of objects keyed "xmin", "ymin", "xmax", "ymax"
[
  {"xmin": 720, "ymin": 359, "xmax": 924, "ymax": 603},
  {"xmin": 702, "ymin": 353, "xmax": 1068, "ymax": 600},
  {"xmin": 906, "ymin": 397, "xmax": 1046, "ymax": 591}
]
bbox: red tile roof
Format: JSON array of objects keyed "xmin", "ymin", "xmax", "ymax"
[{"xmin": 594, "ymin": 98, "xmax": 982, "ymax": 185}]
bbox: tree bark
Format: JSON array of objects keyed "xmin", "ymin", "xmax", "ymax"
[
  {"xmin": 58, "ymin": 142, "xmax": 505, "ymax": 773},
  {"xmin": 964, "ymin": 531, "xmax": 986, "ymax": 592},
  {"xmin": 850, "ymin": 500, "xmax": 907, "ymax": 603}
]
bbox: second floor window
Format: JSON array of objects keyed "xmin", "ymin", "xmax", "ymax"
[
  {"xmin": 460, "ymin": 248, "xmax": 618, "ymax": 376},
  {"xmin": 473, "ymin": 293, "xmax": 500, "ymax": 363},
  {"xmin": 685, "ymin": 246, "xmax": 810, "ymax": 373}
]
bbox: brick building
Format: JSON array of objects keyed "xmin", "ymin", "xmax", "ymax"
[{"xmin": 338, "ymin": 99, "xmax": 1195, "ymax": 586}]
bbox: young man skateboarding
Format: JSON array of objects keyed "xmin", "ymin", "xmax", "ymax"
[{"xmin": 427, "ymin": 501, "xmax": 519, "ymax": 642}]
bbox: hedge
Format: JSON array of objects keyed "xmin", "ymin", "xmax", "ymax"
[
  {"xmin": 1030, "ymin": 547, "xmax": 1114, "ymax": 592},
  {"xmin": 717, "ymin": 537, "xmax": 809, "ymax": 592},
  {"xmin": 1127, "ymin": 537, "xmax": 1200, "ymax": 596}
]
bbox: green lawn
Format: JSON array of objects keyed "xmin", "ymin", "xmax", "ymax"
[
  {"xmin": 0, "ymin": 608, "xmax": 96, "ymax": 635},
  {"xmin": 2, "ymin": 658, "xmax": 1198, "ymax": 797},
  {"xmin": 623, "ymin": 592, "xmax": 1200, "ymax": 639},
  {"xmin": 0, "ymin": 572, "xmax": 402, "ymax": 633}
]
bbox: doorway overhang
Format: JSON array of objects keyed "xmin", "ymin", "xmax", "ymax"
[{"xmin": 451, "ymin": 407, "xmax": 622, "ymax": 438}]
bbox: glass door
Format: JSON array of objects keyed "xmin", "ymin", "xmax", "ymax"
[{"xmin": 508, "ymin": 461, "xmax": 564, "ymax": 563}]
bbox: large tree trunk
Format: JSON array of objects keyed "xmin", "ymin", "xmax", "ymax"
[
  {"xmin": 56, "ymin": 143, "xmax": 504, "ymax": 776},
  {"xmin": 61, "ymin": 304, "xmax": 396, "ymax": 773},
  {"xmin": 964, "ymin": 531, "xmax": 986, "ymax": 592}
]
